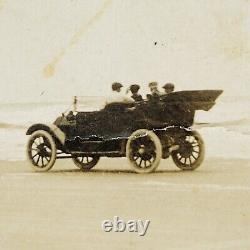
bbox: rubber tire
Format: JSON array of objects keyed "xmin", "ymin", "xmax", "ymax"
[
  {"xmin": 72, "ymin": 156, "xmax": 100, "ymax": 171},
  {"xmin": 26, "ymin": 130, "xmax": 57, "ymax": 172},
  {"xmin": 126, "ymin": 129, "xmax": 162, "ymax": 173},
  {"xmin": 171, "ymin": 130, "xmax": 205, "ymax": 171}
]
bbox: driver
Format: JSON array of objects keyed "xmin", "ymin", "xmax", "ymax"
[{"xmin": 105, "ymin": 82, "xmax": 134, "ymax": 104}]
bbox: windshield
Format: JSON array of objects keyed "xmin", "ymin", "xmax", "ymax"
[{"xmin": 73, "ymin": 96, "xmax": 106, "ymax": 112}]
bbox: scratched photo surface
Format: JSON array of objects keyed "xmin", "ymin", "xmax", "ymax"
[{"xmin": 0, "ymin": 0, "xmax": 250, "ymax": 249}]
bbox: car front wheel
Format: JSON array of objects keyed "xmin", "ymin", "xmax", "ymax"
[{"xmin": 26, "ymin": 130, "xmax": 57, "ymax": 172}]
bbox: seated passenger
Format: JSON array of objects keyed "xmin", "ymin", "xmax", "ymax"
[
  {"xmin": 105, "ymin": 82, "xmax": 134, "ymax": 105},
  {"xmin": 129, "ymin": 84, "xmax": 143, "ymax": 102},
  {"xmin": 162, "ymin": 83, "xmax": 175, "ymax": 94},
  {"xmin": 147, "ymin": 81, "xmax": 163, "ymax": 101},
  {"xmin": 147, "ymin": 81, "xmax": 164, "ymax": 100}
]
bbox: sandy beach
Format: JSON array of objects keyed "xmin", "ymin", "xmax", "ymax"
[{"xmin": 1, "ymin": 157, "xmax": 250, "ymax": 250}]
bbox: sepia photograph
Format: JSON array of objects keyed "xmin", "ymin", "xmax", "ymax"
[{"xmin": 0, "ymin": 0, "xmax": 250, "ymax": 249}]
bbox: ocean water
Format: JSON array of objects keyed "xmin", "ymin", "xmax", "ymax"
[{"xmin": 0, "ymin": 96, "xmax": 249, "ymax": 161}]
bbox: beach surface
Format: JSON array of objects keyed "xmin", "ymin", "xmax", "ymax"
[{"xmin": 1, "ymin": 157, "xmax": 250, "ymax": 250}]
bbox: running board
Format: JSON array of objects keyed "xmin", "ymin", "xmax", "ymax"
[{"xmin": 57, "ymin": 151, "xmax": 123, "ymax": 158}]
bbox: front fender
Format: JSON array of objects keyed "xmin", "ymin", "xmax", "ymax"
[{"xmin": 26, "ymin": 123, "xmax": 66, "ymax": 145}]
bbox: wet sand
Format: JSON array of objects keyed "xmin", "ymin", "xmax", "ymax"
[{"xmin": 0, "ymin": 157, "xmax": 250, "ymax": 250}]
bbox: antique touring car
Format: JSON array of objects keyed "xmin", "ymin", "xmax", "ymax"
[{"xmin": 26, "ymin": 90, "xmax": 223, "ymax": 173}]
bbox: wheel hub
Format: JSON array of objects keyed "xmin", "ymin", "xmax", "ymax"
[
  {"xmin": 179, "ymin": 141, "xmax": 193, "ymax": 157},
  {"xmin": 138, "ymin": 145, "xmax": 145, "ymax": 154},
  {"xmin": 137, "ymin": 144, "xmax": 153, "ymax": 161},
  {"xmin": 37, "ymin": 144, "xmax": 50, "ymax": 157}
]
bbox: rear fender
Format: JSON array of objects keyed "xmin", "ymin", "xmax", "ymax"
[{"xmin": 26, "ymin": 123, "xmax": 66, "ymax": 145}]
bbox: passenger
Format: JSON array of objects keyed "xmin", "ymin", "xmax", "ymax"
[
  {"xmin": 105, "ymin": 82, "xmax": 134, "ymax": 104},
  {"xmin": 147, "ymin": 81, "xmax": 163, "ymax": 100},
  {"xmin": 112, "ymin": 82, "xmax": 123, "ymax": 93},
  {"xmin": 162, "ymin": 83, "xmax": 175, "ymax": 94},
  {"xmin": 129, "ymin": 84, "xmax": 143, "ymax": 102}
]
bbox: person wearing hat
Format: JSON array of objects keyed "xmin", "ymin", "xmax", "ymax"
[
  {"xmin": 162, "ymin": 83, "xmax": 175, "ymax": 94},
  {"xmin": 147, "ymin": 81, "xmax": 163, "ymax": 100},
  {"xmin": 148, "ymin": 81, "xmax": 161, "ymax": 95},
  {"xmin": 106, "ymin": 82, "xmax": 134, "ymax": 104},
  {"xmin": 129, "ymin": 84, "xmax": 143, "ymax": 102},
  {"xmin": 111, "ymin": 82, "xmax": 123, "ymax": 92}
]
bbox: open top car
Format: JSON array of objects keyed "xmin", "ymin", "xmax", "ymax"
[{"xmin": 26, "ymin": 90, "xmax": 223, "ymax": 173}]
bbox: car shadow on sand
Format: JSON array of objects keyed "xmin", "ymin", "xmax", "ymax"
[{"xmin": 48, "ymin": 168, "xmax": 203, "ymax": 175}]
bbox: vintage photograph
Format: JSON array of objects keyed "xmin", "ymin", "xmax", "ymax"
[{"xmin": 0, "ymin": 0, "xmax": 249, "ymax": 249}]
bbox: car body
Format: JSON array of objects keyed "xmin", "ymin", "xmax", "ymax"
[{"xmin": 26, "ymin": 90, "xmax": 223, "ymax": 173}]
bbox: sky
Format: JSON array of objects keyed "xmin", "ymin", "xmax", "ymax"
[{"xmin": 0, "ymin": 0, "xmax": 249, "ymax": 103}]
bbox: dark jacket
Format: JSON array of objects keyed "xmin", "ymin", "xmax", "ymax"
[{"xmin": 131, "ymin": 94, "xmax": 143, "ymax": 102}]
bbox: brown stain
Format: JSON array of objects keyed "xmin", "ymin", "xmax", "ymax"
[
  {"xmin": 43, "ymin": 0, "xmax": 112, "ymax": 78},
  {"xmin": 43, "ymin": 64, "xmax": 55, "ymax": 78},
  {"xmin": 43, "ymin": 49, "xmax": 66, "ymax": 78}
]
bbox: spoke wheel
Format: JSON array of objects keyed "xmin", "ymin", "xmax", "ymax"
[
  {"xmin": 171, "ymin": 130, "xmax": 205, "ymax": 170},
  {"xmin": 72, "ymin": 156, "xmax": 100, "ymax": 171},
  {"xmin": 126, "ymin": 129, "xmax": 162, "ymax": 173},
  {"xmin": 27, "ymin": 130, "xmax": 56, "ymax": 172}
]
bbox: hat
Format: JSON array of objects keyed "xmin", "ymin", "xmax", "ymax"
[
  {"xmin": 130, "ymin": 84, "xmax": 140, "ymax": 93},
  {"xmin": 163, "ymin": 83, "xmax": 175, "ymax": 90},
  {"xmin": 112, "ymin": 82, "xmax": 123, "ymax": 91},
  {"xmin": 148, "ymin": 82, "xmax": 158, "ymax": 88}
]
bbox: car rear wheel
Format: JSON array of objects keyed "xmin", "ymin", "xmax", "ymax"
[
  {"xmin": 171, "ymin": 130, "xmax": 205, "ymax": 170},
  {"xmin": 26, "ymin": 130, "xmax": 57, "ymax": 172},
  {"xmin": 126, "ymin": 129, "xmax": 162, "ymax": 173},
  {"xmin": 72, "ymin": 156, "xmax": 100, "ymax": 171}
]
